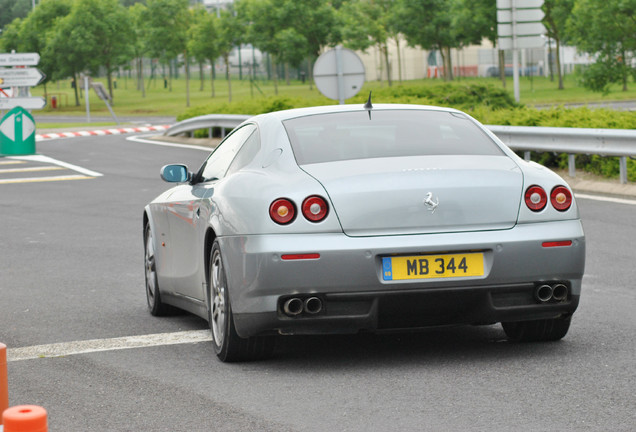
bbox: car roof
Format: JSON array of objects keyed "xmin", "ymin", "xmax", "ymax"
[{"xmin": 250, "ymin": 103, "xmax": 463, "ymax": 123}]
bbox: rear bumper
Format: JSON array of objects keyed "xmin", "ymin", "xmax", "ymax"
[{"xmin": 219, "ymin": 219, "xmax": 585, "ymax": 338}]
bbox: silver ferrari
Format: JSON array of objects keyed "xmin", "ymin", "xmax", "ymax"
[{"xmin": 143, "ymin": 103, "xmax": 585, "ymax": 362}]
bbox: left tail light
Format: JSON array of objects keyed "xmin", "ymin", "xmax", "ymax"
[
  {"xmin": 269, "ymin": 198, "xmax": 296, "ymax": 224},
  {"xmin": 270, "ymin": 196, "xmax": 329, "ymax": 224}
]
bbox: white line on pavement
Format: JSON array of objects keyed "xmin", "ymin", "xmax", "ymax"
[
  {"xmin": 7, "ymin": 330, "xmax": 212, "ymax": 362},
  {"xmin": 127, "ymin": 134, "xmax": 212, "ymax": 151},
  {"xmin": 8, "ymin": 154, "xmax": 103, "ymax": 177},
  {"xmin": 0, "ymin": 175, "xmax": 94, "ymax": 184},
  {"xmin": 575, "ymin": 193, "xmax": 636, "ymax": 206}
]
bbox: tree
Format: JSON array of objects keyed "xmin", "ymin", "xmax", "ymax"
[
  {"xmin": 14, "ymin": 0, "xmax": 73, "ymax": 99},
  {"xmin": 340, "ymin": 0, "xmax": 401, "ymax": 86},
  {"xmin": 237, "ymin": 0, "xmax": 340, "ymax": 92},
  {"xmin": 543, "ymin": 0, "xmax": 575, "ymax": 90},
  {"xmin": 567, "ymin": 0, "xmax": 636, "ymax": 92},
  {"xmin": 142, "ymin": 0, "xmax": 189, "ymax": 92},
  {"xmin": 394, "ymin": 0, "xmax": 459, "ymax": 81},
  {"xmin": 129, "ymin": 2, "xmax": 149, "ymax": 97},
  {"xmin": 46, "ymin": 0, "xmax": 133, "ymax": 104},
  {"xmin": 47, "ymin": 12, "xmax": 93, "ymax": 106},
  {"xmin": 452, "ymin": 0, "xmax": 497, "ymax": 80},
  {"xmin": 188, "ymin": 6, "xmax": 219, "ymax": 97},
  {"xmin": 217, "ymin": 7, "xmax": 244, "ymax": 102},
  {"xmin": 0, "ymin": 0, "xmax": 31, "ymax": 30}
]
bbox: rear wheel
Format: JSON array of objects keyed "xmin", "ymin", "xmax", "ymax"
[
  {"xmin": 502, "ymin": 316, "xmax": 572, "ymax": 342},
  {"xmin": 209, "ymin": 240, "xmax": 275, "ymax": 362},
  {"xmin": 144, "ymin": 224, "xmax": 175, "ymax": 316}
]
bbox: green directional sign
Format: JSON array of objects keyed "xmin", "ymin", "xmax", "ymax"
[{"xmin": 0, "ymin": 106, "xmax": 36, "ymax": 156}]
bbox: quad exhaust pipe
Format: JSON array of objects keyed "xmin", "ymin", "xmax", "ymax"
[
  {"xmin": 534, "ymin": 283, "xmax": 568, "ymax": 303},
  {"xmin": 282, "ymin": 296, "xmax": 323, "ymax": 317}
]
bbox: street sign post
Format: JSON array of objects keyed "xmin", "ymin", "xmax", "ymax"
[
  {"xmin": 0, "ymin": 106, "xmax": 36, "ymax": 155},
  {"xmin": 0, "ymin": 53, "xmax": 40, "ymax": 67},
  {"xmin": 313, "ymin": 46, "xmax": 365, "ymax": 105},
  {"xmin": 0, "ymin": 68, "xmax": 46, "ymax": 87},
  {"xmin": 496, "ymin": 0, "xmax": 546, "ymax": 101},
  {"xmin": 0, "ymin": 97, "xmax": 46, "ymax": 110}
]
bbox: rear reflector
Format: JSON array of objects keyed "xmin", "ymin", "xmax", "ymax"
[
  {"xmin": 542, "ymin": 240, "xmax": 573, "ymax": 248},
  {"xmin": 281, "ymin": 253, "xmax": 320, "ymax": 260}
]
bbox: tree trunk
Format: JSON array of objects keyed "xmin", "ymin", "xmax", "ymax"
[
  {"xmin": 555, "ymin": 39, "xmax": 564, "ymax": 90},
  {"xmin": 73, "ymin": 72, "xmax": 80, "ymax": 106},
  {"xmin": 138, "ymin": 57, "xmax": 146, "ymax": 98},
  {"xmin": 209, "ymin": 59, "xmax": 215, "ymax": 98},
  {"xmin": 107, "ymin": 65, "xmax": 114, "ymax": 103},
  {"xmin": 383, "ymin": 44, "xmax": 392, "ymax": 87},
  {"xmin": 185, "ymin": 52, "xmax": 190, "ymax": 107},
  {"xmin": 498, "ymin": 49, "xmax": 506, "ymax": 88},
  {"xmin": 225, "ymin": 54, "xmax": 232, "ymax": 103},
  {"xmin": 395, "ymin": 37, "xmax": 402, "ymax": 82},
  {"xmin": 199, "ymin": 62, "xmax": 204, "ymax": 91}
]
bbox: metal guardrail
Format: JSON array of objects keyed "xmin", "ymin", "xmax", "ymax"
[
  {"xmin": 165, "ymin": 114, "xmax": 636, "ymax": 184},
  {"xmin": 165, "ymin": 114, "xmax": 251, "ymax": 140},
  {"xmin": 487, "ymin": 125, "xmax": 636, "ymax": 184}
]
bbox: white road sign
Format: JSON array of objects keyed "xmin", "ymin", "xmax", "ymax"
[
  {"xmin": 498, "ymin": 22, "xmax": 546, "ymax": 37},
  {"xmin": 0, "ymin": 97, "xmax": 46, "ymax": 110},
  {"xmin": 497, "ymin": 0, "xmax": 544, "ymax": 8},
  {"xmin": 497, "ymin": 8, "xmax": 545, "ymax": 22},
  {"xmin": 0, "ymin": 53, "xmax": 40, "ymax": 67},
  {"xmin": 314, "ymin": 46, "xmax": 365, "ymax": 104},
  {"xmin": 498, "ymin": 36, "xmax": 546, "ymax": 50},
  {"xmin": 0, "ymin": 68, "xmax": 46, "ymax": 87}
]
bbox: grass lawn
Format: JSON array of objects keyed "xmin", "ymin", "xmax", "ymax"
[{"xmin": 29, "ymin": 73, "xmax": 636, "ymax": 128}]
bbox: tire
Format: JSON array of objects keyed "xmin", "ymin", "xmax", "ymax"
[
  {"xmin": 502, "ymin": 315, "xmax": 572, "ymax": 342},
  {"xmin": 208, "ymin": 240, "xmax": 275, "ymax": 362},
  {"xmin": 144, "ymin": 224, "xmax": 176, "ymax": 316}
]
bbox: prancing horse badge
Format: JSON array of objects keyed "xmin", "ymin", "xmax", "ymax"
[{"xmin": 424, "ymin": 192, "xmax": 439, "ymax": 214}]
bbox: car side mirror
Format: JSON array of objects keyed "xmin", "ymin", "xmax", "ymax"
[{"xmin": 160, "ymin": 164, "xmax": 191, "ymax": 183}]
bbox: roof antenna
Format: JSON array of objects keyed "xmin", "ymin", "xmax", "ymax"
[{"xmin": 364, "ymin": 91, "xmax": 373, "ymax": 119}]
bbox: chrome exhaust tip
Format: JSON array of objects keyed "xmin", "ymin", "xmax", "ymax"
[
  {"xmin": 283, "ymin": 298, "xmax": 304, "ymax": 316},
  {"xmin": 304, "ymin": 297, "xmax": 323, "ymax": 314},
  {"xmin": 552, "ymin": 284, "xmax": 568, "ymax": 302},
  {"xmin": 535, "ymin": 284, "xmax": 554, "ymax": 303}
]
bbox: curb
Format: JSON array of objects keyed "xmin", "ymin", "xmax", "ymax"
[{"xmin": 35, "ymin": 125, "xmax": 170, "ymax": 142}]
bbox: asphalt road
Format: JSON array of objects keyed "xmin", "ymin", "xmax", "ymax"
[{"xmin": 1, "ymin": 134, "xmax": 635, "ymax": 431}]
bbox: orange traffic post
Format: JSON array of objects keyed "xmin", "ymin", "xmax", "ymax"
[
  {"xmin": 2, "ymin": 406, "xmax": 48, "ymax": 432},
  {"xmin": 0, "ymin": 342, "xmax": 8, "ymax": 424}
]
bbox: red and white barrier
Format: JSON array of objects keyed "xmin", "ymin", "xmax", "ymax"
[{"xmin": 36, "ymin": 125, "xmax": 170, "ymax": 142}]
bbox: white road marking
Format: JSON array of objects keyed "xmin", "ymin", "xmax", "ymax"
[
  {"xmin": 0, "ymin": 175, "xmax": 95, "ymax": 184},
  {"xmin": 8, "ymin": 154, "xmax": 103, "ymax": 177},
  {"xmin": 0, "ymin": 166, "xmax": 65, "ymax": 174},
  {"xmin": 127, "ymin": 134, "xmax": 211, "ymax": 151},
  {"xmin": 7, "ymin": 330, "xmax": 212, "ymax": 362},
  {"xmin": 575, "ymin": 193, "xmax": 636, "ymax": 206},
  {"xmin": 0, "ymin": 160, "xmax": 26, "ymax": 165}
]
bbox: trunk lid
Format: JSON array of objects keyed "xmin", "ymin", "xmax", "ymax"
[{"xmin": 302, "ymin": 155, "xmax": 523, "ymax": 237}]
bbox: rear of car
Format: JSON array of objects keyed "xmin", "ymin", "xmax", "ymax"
[{"xmin": 222, "ymin": 106, "xmax": 585, "ymax": 341}]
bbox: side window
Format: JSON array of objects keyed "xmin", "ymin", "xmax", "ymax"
[
  {"xmin": 199, "ymin": 124, "xmax": 257, "ymax": 182},
  {"xmin": 226, "ymin": 128, "xmax": 260, "ymax": 176}
]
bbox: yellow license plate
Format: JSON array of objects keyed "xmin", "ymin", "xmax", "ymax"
[{"xmin": 382, "ymin": 252, "xmax": 484, "ymax": 281}]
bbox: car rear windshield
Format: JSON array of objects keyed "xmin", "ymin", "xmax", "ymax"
[{"xmin": 282, "ymin": 110, "xmax": 504, "ymax": 165}]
